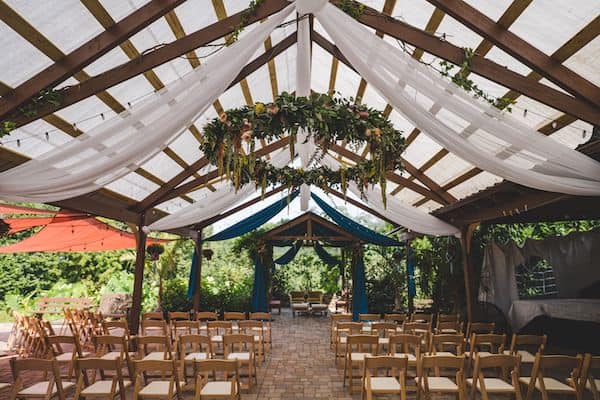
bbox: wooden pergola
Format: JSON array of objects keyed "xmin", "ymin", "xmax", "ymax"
[{"xmin": 0, "ymin": 0, "xmax": 598, "ymax": 332}]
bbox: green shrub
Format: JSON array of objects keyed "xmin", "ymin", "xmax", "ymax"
[{"xmin": 162, "ymin": 278, "xmax": 192, "ymax": 313}]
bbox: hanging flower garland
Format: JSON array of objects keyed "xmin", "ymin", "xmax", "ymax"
[{"xmin": 200, "ymin": 92, "xmax": 405, "ymax": 206}]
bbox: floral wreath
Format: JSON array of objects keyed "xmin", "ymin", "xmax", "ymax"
[{"xmin": 200, "ymin": 92, "xmax": 405, "ymax": 206}]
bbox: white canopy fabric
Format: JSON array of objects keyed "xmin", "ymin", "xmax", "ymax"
[{"xmin": 0, "ymin": 0, "xmax": 598, "ymax": 235}]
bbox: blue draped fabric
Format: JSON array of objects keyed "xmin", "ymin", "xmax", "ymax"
[
  {"xmin": 205, "ymin": 191, "xmax": 299, "ymax": 241},
  {"xmin": 187, "ymin": 248, "xmax": 200, "ymax": 299},
  {"xmin": 311, "ymin": 193, "xmax": 400, "ymax": 246},
  {"xmin": 251, "ymin": 255, "xmax": 268, "ymax": 312},
  {"xmin": 274, "ymin": 241, "xmax": 302, "ymax": 265},
  {"xmin": 314, "ymin": 242, "xmax": 341, "ymax": 267},
  {"xmin": 407, "ymin": 243, "xmax": 416, "ymax": 298},
  {"xmin": 352, "ymin": 249, "xmax": 368, "ymax": 321}
]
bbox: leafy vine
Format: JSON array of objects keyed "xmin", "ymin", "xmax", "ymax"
[{"xmin": 0, "ymin": 88, "xmax": 63, "ymax": 138}]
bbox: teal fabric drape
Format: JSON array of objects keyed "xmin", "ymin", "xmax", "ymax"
[
  {"xmin": 205, "ymin": 191, "xmax": 299, "ymax": 241},
  {"xmin": 251, "ymin": 254, "xmax": 268, "ymax": 312},
  {"xmin": 311, "ymin": 193, "xmax": 400, "ymax": 246},
  {"xmin": 187, "ymin": 248, "xmax": 200, "ymax": 299},
  {"xmin": 314, "ymin": 242, "xmax": 341, "ymax": 267},
  {"xmin": 352, "ymin": 248, "xmax": 368, "ymax": 321},
  {"xmin": 273, "ymin": 241, "xmax": 302, "ymax": 265}
]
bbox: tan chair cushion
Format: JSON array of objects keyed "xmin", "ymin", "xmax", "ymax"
[
  {"xmin": 184, "ymin": 352, "xmax": 208, "ymax": 361},
  {"xmin": 201, "ymin": 381, "xmax": 235, "ymax": 396},
  {"xmin": 391, "ymin": 353, "xmax": 416, "ymax": 361},
  {"xmin": 520, "ymin": 377, "xmax": 576, "ymax": 393},
  {"xmin": 431, "ymin": 351, "xmax": 456, "ymax": 357},
  {"xmin": 81, "ymin": 380, "xmax": 131, "ymax": 395},
  {"xmin": 227, "ymin": 352, "xmax": 251, "ymax": 361},
  {"xmin": 101, "ymin": 351, "xmax": 136, "ymax": 360},
  {"xmin": 420, "ymin": 377, "xmax": 458, "ymax": 392},
  {"xmin": 467, "ymin": 378, "xmax": 515, "ymax": 392},
  {"xmin": 368, "ymin": 377, "xmax": 401, "ymax": 392},
  {"xmin": 19, "ymin": 381, "xmax": 75, "ymax": 396},
  {"xmin": 210, "ymin": 335, "xmax": 223, "ymax": 343},
  {"xmin": 142, "ymin": 352, "xmax": 168, "ymax": 361},
  {"xmin": 56, "ymin": 351, "xmax": 91, "ymax": 361},
  {"xmin": 139, "ymin": 381, "xmax": 183, "ymax": 396},
  {"xmin": 0, "ymin": 383, "xmax": 10, "ymax": 390},
  {"xmin": 440, "ymin": 328, "xmax": 458, "ymax": 333},
  {"xmin": 350, "ymin": 352, "xmax": 372, "ymax": 361},
  {"xmin": 378, "ymin": 338, "xmax": 389, "ymax": 345}
]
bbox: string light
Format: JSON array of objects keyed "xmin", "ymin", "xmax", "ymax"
[
  {"xmin": 45, "ymin": 132, "xmax": 49, "ymax": 140},
  {"xmin": 523, "ymin": 109, "xmax": 527, "ymax": 117}
]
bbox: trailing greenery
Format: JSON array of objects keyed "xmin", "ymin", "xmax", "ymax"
[
  {"xmin": 338, "ymin": 0, "xmax": 365, "ymax": 19},
  {"xmin": 229, "ymin": 0, "xmax": 266, "ymax": 45},
  {"xmin": 0, "ymin": 89, "xmax": 63, "ymax": 137},
  {"xmin": 200, "ymin": 92, "xmax": 405, "ymax": 206},
  {"xmin": 439, "ymin": 48, "xmax": 516, "ymax": 111}
]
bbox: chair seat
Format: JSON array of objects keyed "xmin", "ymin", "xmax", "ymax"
[
  {"xmin": 19, "ymin": 381, "xmax": 75, "ymax": 396},
  {"xmin": 391, "ymin": 353, "xmax": 416, "ymax": 361},
  {"xmin": 210, "ymin": 335, "xmax": 223, "ymax": 343},
  {"xmin": 339, "ymin": 337, "xmax": 347, "ymax": 344},
  {"xmin": 502, "ymin": 349, "xmax": 535, "ymax": 363},
  {"xmin": 201, "ymin": 381, "xmax": 235, "ymax": 396},
  {"xmin": 101, "ymin": 351, "xmax": 136, "ymax": 360},
  {"xmin": 468, "ymin": 351, "xmax": 494, "ymax": 358},
  {"xmin": 369, "ymin": 376, "xmax": 401, "ymax": 392},
  {"xmin": 184, "ymin": 352, "xmax": 208, "ymax": 361},
  {"xmin": 467, "ymin": 378, "xmax": 515, "ymax": 392},
  {"xmin": 439, "ymin": 328, "xmax": 458, "ymax": 333},
  {"xmin": 81, "ymin": 380, "xmax": 132, "ymax": 395},
  {"xmin": 588, "ymin": 379, "xmax": 600, "ymax": 390},
  {"xmin": 139, "ymin": 381, "xmax": 183, "ymax": 396},
  {"xmin": 292, "ymin": 302, "xmax": 309, "ymax": 310},
  {"xmin": 420, "ymin": 376, "xmax": 458, "ymax": 392},
  {"xmin": 0, "ymin": 383, "xmax": 10, "ymax": 390},
  {"xmin": 350, "ymin": 352, "xmax": 373, "ymax": 361},
  {"xmin": 56, "ymin": 351, "xmax": 91, "ymax": 361},
  {"xmin": 378, "ymin": 338, "xmax": 389, "ymax": 345},
  {"xmin": 431, "ymin": 351, "xmax": 456, "ymax": 357},
  {"xmin": 227, "ymin": 352, "xmax": 251, "ymax": 361},
  {"xmin": 520, "ymin": 377, "xmax": 576, "ymax": 393},
  {"xmin": 143, "ymin": 352, "xmax": 168, "ymax": 361}
]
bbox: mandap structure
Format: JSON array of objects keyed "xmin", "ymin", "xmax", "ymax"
[{"xmin": 0, "ymin": 0, "xmax": 598, "ymax": 333}]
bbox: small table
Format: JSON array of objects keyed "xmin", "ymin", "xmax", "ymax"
[
  {"xmin": 311, "ymin": 303, "xmax": 328, "ymax": 316},
  {"xmin": 269, "ymin": 299, "xmax": 282, "ymax": 315}
]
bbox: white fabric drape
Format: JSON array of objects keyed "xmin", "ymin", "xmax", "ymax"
[
  {"xmin": 319, "ymin": 152, "xmax": 460, "ymax": 236},
  {"xmin": 0, "ymin": 4, "xmax": 294, "ymax": 202},
  {"xmin": 316, "ymin": 4, "xmax": 600, "ymax": 196},
  {"xmin": 145, "ymin": 149, "xmax": 293, "ymax": 232}
]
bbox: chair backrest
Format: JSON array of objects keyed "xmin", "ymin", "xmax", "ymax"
[
  {"xmin": 195, "ymin": 311, "xmax": 218, "ymax": 321},
  {"xmin": 93, "ymin": 334, "xmax": 129, "ymax": 355},
  {"xmin": 249, "ymin": 312, "xmax": 271, "ymax": 321},
  {"xmin": 10, "ymin": 358, "xmax": 67, "ymax": 400},
  {"xmin": 437, "ymin": 313, "xmax": 459, "ymax": 323},
  {"xmin": 133, "ymin": 359, "xmax": 181, "ymax": 397},
  {"xmin": 509, "ymin": 334, "xmax": 546, "ymax": 354},
  {"xmin": 384, "ymin": 313, "xmax": 408, "ymax": 324},
  {"xmin": 404, "ymin": 321, "xmax": 432, "ymax": 333},
  {"xmin": 429, "ymin": 334, "xmax": 465, "ymax": 355},
  {"xmin": 331, "ymin": 314, "xmax": 352, "ymax": 324},
  {"xmin": 473, "ymin": 353, "xmax": 521, "ymax": 380},
  {"xmin": 289, "ymin": 291, "xmax": 305, "ymax": 303},
  {"xmin": 168, "ymin": 311, "xmax": 190, "ymax": 321},
  {"xmin": 306, "ymin": 291, "xmax": 323, "ymax": 303},
  {"xmin": 142, "ymin": 311, "xmax": 164, "ymax": 320},
  {"xmin": 223, "ymin": 334, "xmax": 255, "ymax": 356},
  {"xmin": 194, "ymin": 359, "xmax": 239, "ymax": 396},
  {"xmin": 347, "ymin": 334, "xmax": 379, "ymax": 355},
  {"xmin": 238, "ymin": 320, "xmax": 263, "ymax": 335},
  {"xmin": 466, "ymin": 321, "xmax": 495, "ymax": 337},
  {"xmin": 223, "ymin": 312, "xmax": 246, "ymax": 321},
  {"xmin": 172, "ymin": 320, "xmax": 199, "ymax": 339},
  {"xmin": 436, "ymin": 320, "xmax": 463, "ymax": 334},
  {"xmin": 336, "ymin": 322, "xmax": 364, "ymax": 337},
  {"xmin": 412, "ymin": 313, "xmax": 433, "ymax": 323},
  {"xmin": 371, "ymin": 322, "xmax": 398, "ymax": 338},
  {"xmin": 420, "ymin": 354, "xmax": 466, "ymax": 372},
  {"xmin": 134, "ymin": 335, "xmax": 172, "ymax": 359},
  {"xmin": 178, "ymin": 334, "xmax": 212, "ymax": 357},
  {"xmin": 207, "ymin": 321, "xmax": 232, "ymax": 336},
  {"xmin": 102, "ymin": 320, "xmax": 130, "ymax": 337},
  {"xmin": 46, "ymin": 334, "xmax": 84, "ymax": 358},
  {"xmin": 469, "ymin": 333, "xmax": 506, "ymax": 354},
  {"xmin": 359, "ymin": 313, "xmax": 381, "ymax": 322},
  {"xmin": 364, "ymin": 355, "xmax": 408, "ymax": 381},
  {"xmin": 75, "ymin": 357, "xmax": 124, "ymax": 383},
  {"xmin": 141, "ymin": 319, "xmax": 168, "ymax": 336},
  {"xmin": 389, "ymin": 334, "xmax": 421, "ymax": 357},
  {"xmin": 535, "ymin": 353, "xmax": 587, "ymax": 381}
]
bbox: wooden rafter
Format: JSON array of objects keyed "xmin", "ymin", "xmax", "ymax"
[
  {"xmin": 0, "ymin": 0, "xmax": 186, "ymax": 121},
  {"xmin": 427, "ymin": 0, "xmax": 600, "ymax": 105},
  {"xmin": 329, "ymin": 0, "xmax": 600, "ymax": 125},
  {"xmin": 323, "ymin": 188, "xmax": 398, "ymax": 227},
  {"xmin": 4, "ymin": 0, "xmax": 291, "ymax": 128}
]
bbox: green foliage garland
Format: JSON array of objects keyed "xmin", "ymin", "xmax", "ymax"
[
  {"xmin": 200, "ymin": 92, "xmax": 405, "ymax": 207},
  {"xmin": 0, "ymin": 88, "xmax": 63, "ymax": 137}
]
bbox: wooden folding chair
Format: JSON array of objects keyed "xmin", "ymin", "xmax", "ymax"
[
  {"xmin": 403, "ymin": 322, "xmax": 432, "ymax": 352},
  {"xmin": 171, "ymin": 321, "xmax": 200, "ymax": 342},
  {"xmin": 102, "ymin": 320, "xmax": 130, "ymax": 338},
  {"xmin": 362, "ymin": 355, "xmax": 408, "ymax": 400},
  {"xmin": 586, "ymin": 355, "xmax": 600, "ymax": 400},
  {"xmin": 45, "ymin": 335, "xmax": 91, "ymax": 380},
  {"xmin": 134, "ymin": 335, "xmax": 173, "ymax": 361},
  {"xmin": 330, "ymin": 313, "xmax": 352, "ymax": 348},
  {"xmin": 142, "ymin": 312, "xmax": 164, "ymax": 321},
  {"xmin": 93, "ymin": 335, "xmax": 135, "ymax": 378},
  {"xmin": 436, "ymin": 317, "xmax": 463, "ymax": 335},
  {"xmin": 383, "ymin": 313, "xmax": 408, "ymax": 325},
  {"xmin": 504, "ymin": 334, "xmax": 546, "ymax": 365},
  {"xmin": 194, "ymin": 359, "xmax": 240, "ymax": 400},
  {"xmin": 359, "ymin": 314, "xmax": 381, "ymax": 323},
  {"xmin": 207, "ymin": 321, "xmax": 232, "ymax": 355},
  {"xmin": 223, "ymin": 334, "xmax": 256, "ymax": 391},
  {"xmin": 467, "ymin": 353, "xmax": 522, "ymax": 400},
  {"xmin": 178, "ymin": 335, "xmax": 213, "ymax": 389},
  {"xmin": 132, "ymin": 359, "xmax": 182, "ymax": 400},
  {"xmin": 237, "ymin": 320, "xmax": 265, "ymax": 364},
  {"xmin": 335, "ymin": 322, "xmax": 363, "ymax": 366},
  {"xmin": 417, "ymin": 355, "xmax": 466, "ymax": 400},
  {"xmin": 195, "ymin": 312, "xmax": 219, "ymax": 335},
  {"xmin": 73, "ymin": 357, "xmax": 131, "ymax": 400},
  {"xmin": 467, "ymin": 333, "xmax": 506, "ymax": 365},
  {"xmin": 520, "ymin": 352, "xmax": 590, "ymax": 400},
  {"xmin": 429, "ymin": 333, "xmax": 465, "ymax": 356},
  {"xmin": 344, "ymin": 334, "xmax": 379, "ymax": 393},
  {"xmin": 370, "ymin": 322, "xmax": 398, "ymax": 350},
  {"xmin": 411, "ymin": 313, "xmax": 433, "ymax": 323},
  {"xmin": 223, "ymin": 312, "xmax": 245, "ymax": 322},
  {"xmin": 248, "ymin": 312, "xmax": 272, "ymax": 350},
  {"xmin": 10, "ymin": 358, "xmax": 74, "ymax": 400},
  {"xmin": 389, "ymin": 334, "xmax": 421, "ymax": 366},
  {"xmin": 465, "ymin": 321, "xmax": 495, "ymax": 338},
  {"xmin": 141, "ymin": 320, "xmax": 169, "ymax": 337}
]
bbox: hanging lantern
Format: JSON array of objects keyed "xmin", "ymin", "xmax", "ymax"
[{"xmin": 202, "ymin": 248, "xmax": 214, "ymax": 261}]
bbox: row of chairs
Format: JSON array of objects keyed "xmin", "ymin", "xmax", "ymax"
[{"xmin": 9, "ymin": 355, "xmax": 245, "ymax": 400}]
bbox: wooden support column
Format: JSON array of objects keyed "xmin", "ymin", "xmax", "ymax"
[
  {"xmin": 459, "ymin": 224, "xmax": 478, "ymax": 324},
  {"xmin": 192, "ymin": 229, "xmax": 204, "ymax": 312},
  {"xmin": 406, "ymin": 239, "xmax": 415, "ymax": 313},
  {"xmin": 129, "ymin": 213, "xmax": 147, "ymax": 335}
]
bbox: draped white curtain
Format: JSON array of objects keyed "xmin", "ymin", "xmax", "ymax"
[
  {"xmin": 315, "ymin": 3, "xmax": 600, "ymax": 196},
  {"xmin": 0, "ymin": 4, "xmax": 294, "ymax": 202},
  {"xmin": 145, "ymin": 149, "xmax": 293, "ymax": 232}
]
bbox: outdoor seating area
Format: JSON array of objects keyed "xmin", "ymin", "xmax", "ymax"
[{"xmin": 0, "ymin": 0, "xmax": 599, "ymax": 398}]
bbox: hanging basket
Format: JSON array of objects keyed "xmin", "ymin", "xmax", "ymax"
[
  {"xmin": 202, "ymin": 248, "xmax": 214, "ymax": 261},
  {"xmin": 146, "ymin": 243, "xmax": 164, "ymax": 261}
]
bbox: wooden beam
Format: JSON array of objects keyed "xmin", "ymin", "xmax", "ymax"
[
  {"xmin": 460, "ymin": 223, "xmax": 477, "ymax": 323},
  {"xmin": 129, "ymin": 214, "xmax": 147, "ymax": 334},
  {"xmin": 4, "ymin": 0, "xmax": 291, "ymax": 128},
  {"xmin": 401, "ymin": 157, "xmax": 457, "ymax": 204},
  {"xmin": 192, "ymin": 231, "xmax": 203, "ymax": 311},
  {"xmin": 323, "ymin": 188, "xmax": 398, "ymax": 227},
  {"xmin": 426, "ymin": 0, "xmax": 600, "ymax": 106},
  {"xmin": 328, "ymin": 1, "xmax": 600, "ymax": 125},
  {"xmin": 0, "ymin": 0, "xmax": 186, "ymax": 121}
]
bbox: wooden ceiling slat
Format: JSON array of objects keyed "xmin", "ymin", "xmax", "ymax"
[
  {"xmin": 0, "ymin": 0, "xmax": 185, "ymax": 120},
  {"xmin": 427, "ymin": 0, "xmax": 600, "ymax": 105}
]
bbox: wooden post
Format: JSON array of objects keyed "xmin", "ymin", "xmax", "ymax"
[
  {"xmin": 129, "ymin": 213, "xmax": 146, "ymax": 335},
  {"xmin": 406, "ymin": 239, "xmax": 415, "ymax": 314},
  {"xmin": 192, "ymin": 229, "xmax": 203, "ymax": 312},
  {"xmin": 460, "ymin": 224, "xmax": 477, "ymax": 324}
]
